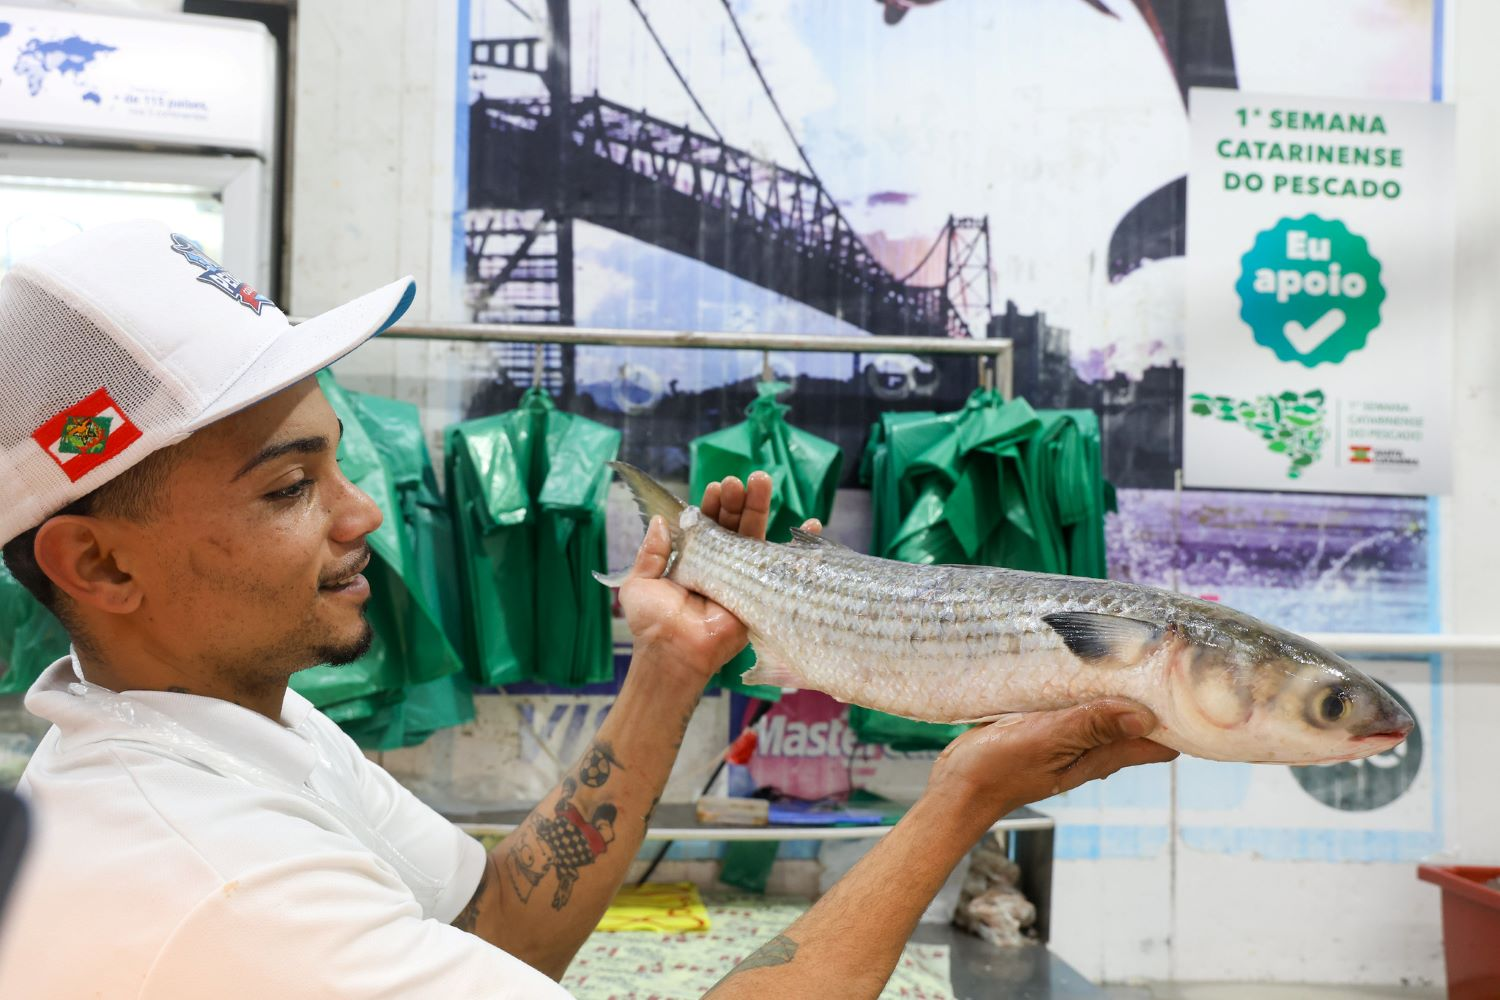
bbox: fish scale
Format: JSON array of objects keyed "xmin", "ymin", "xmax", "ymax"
[
  {"xmin": 673, "ymin": 521, "xmax": 1155, "ymax": 723},
  {"xmin": 607, "ymin": 462, "xmax": 1416, "ymax": 763}
]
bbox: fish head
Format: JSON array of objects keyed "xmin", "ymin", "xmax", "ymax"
[{"xmin": 1165, "ymin": 611, "xmax": 1414, "ymax": 763}]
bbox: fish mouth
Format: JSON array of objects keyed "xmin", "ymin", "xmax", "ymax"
[
  {"xmin": 1327, "ymin": 729, "xmax": 1409, "ymax": 762},
  {"xmin": 1345, "ymin": 726, "xmax": 1410, "ymax": 758},
  {"xmin": 1347, "ymin": 701, "xmax": 1415, "ymax": 743},
  {"xmin": 1340, "ymin": 703, "xmax": 1413, "ymax": 758}
]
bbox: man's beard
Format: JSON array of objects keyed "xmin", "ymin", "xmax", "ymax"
[
  {"xmin": 312, "ymin": 616, "xmax": 375, "ymax": 667},
  {"xmin": 217, "ymin": 610, "xmax": 376, "ymax": 707}
]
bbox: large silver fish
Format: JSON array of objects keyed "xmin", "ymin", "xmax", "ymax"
[{"xmin": 610, "ymin": 463, "xmax": 1413, "ymax": 764}]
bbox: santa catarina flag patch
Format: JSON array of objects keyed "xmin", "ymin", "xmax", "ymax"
[{"xmin": 32, "ymin": 387, "xmax": 143, "ymax": 482}]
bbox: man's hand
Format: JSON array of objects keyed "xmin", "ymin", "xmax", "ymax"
[
  {"xmin": 928, "ymin": 699, "xmax": 1178, "ymax": 822},
  {"xmin": 617, "ymin": 472, "xmax": 819, "ymax": 683}
]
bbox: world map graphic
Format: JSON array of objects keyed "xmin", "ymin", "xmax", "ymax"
[{"xmin": 0, "ymin": 22, "xmax": 116, "ymax": 104}]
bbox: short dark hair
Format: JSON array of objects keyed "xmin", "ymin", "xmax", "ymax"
[{"xmin": 1, "ymin": 446, "xmax": 183, "ymax": 619}]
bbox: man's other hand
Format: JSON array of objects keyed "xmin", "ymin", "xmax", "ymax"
[{"xmin": 928, "ymin": 700, "xmax": 1179, "ymax": 821}]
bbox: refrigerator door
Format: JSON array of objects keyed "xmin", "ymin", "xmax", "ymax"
[{"xmin": 0, "ymin": 144, "xmax": 268, "ymax": 288}]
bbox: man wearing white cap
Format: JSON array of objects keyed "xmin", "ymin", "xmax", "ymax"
[{"xmin": 0, "ymin": 220, "xmax": 1173, "ymax": 998}]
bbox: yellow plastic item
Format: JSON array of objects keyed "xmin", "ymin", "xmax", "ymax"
[{"xmin": 595, "ymin": 882, "xmax": 711, "ymax": 934}]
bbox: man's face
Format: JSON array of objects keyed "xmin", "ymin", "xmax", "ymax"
[{"xmin": 114, "ymin": 378, "xmax": 382, "ymax": 688}]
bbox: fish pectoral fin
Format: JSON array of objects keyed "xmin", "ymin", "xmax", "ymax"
[
  {"xmin": 1042, "ymin": 612, "xmax": 1164, "ymax": 666},
  {"xmin": 950, "ymin": 712, "xmax": 1022, "ymax": 726},
  {"xmin": 739, "ymin": 650, "xmax": 805, "ymax": 690}
]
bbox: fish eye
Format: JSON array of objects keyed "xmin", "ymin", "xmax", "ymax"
[{"xmin": 1319, "ymin": 688, "xmax": 1348, "ymax": 722}]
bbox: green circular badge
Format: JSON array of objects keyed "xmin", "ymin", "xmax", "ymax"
[{"xmin": 1236, "ymin": 215, "xmax": 1385, "ymax": 367}]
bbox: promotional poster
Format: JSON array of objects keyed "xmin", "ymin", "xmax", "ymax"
[{"xmin": 1184, "ymin": 88, "xmax": 1454, "ymax": 494}]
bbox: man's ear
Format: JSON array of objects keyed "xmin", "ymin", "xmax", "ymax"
[{"xmin": 31, "ymin": 516, "xmax": 142, "ymax": 616}]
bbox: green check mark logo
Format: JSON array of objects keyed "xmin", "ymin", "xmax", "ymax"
[
  {"xmin": 1236, "ymin": 216, "xmax": 1385, "ymax": 368},
  {"xmin": 1283, "ymin": 308, "xmax": 1347, "ymax": 356}
]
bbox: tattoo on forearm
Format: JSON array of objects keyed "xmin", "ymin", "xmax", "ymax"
[
  {"xmin": 578, "ymin": 740, "xmax": 619, "ymax": 787},
  {"xmin": 705, "ymin": 934, "xmax": 799, "ymax": 994},
  {"xmin": 452, "ymin": 855, "xmax": 492, "ymax": 932},
  {"xmin": 501, "ymin": 739, "xmax": 623, "ymax": 910}
]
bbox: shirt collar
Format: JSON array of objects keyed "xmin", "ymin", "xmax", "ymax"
[{"xmin": 26, "ymin": 652, "xmax": 320, "ymax": 786}]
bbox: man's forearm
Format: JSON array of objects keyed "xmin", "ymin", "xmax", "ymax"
[
  {"xmin": 474, "ymin": 654, "xmax": 704, "ymax": 978},
  {"xmin": 704, "ymin": 783, "xmax": 1003, "ymax": 999}
]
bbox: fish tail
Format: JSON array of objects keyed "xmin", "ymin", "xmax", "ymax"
[
  {"xmin": 597, "ymin": 463, "xmax": 691, "ymax": 587},
  {"xmin": 609, "ymin": 461, "xmax": 688, "ymax": 533}
]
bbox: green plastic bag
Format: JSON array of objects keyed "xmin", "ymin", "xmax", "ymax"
[
  {"xmin": 868, "ymin": 391, "xmax": 1053, "ymax": 570},
  {"xmin": 343, "ymin": 389, "xmax": 470, "ymax": 688},
  {"xmin": 359, "ymin": 391, "xmax": 478, "ymax": 745},
  {"xmin": 341, "ymin": 670, "xmax": 475, "ymax": 750},
  {"xmin": 0, "ymin": 562, "xmax": 69, "ymax": 694},
  {"xmin": 719, "ymin": 838, "xmax": 780, "ymax": 894},
  {"xmin": 1028, "ymin": 410, "xmax": 1111, "ymax": 581},
  {"xmin": 689, "ymin": 382, "xmax": 843, "ymax": 698},
  {"xmin": 291, "ymin": 374, "xmax": 407, "ymax": 721},
  {"xmin": 446, "ymin": 387, "xmax": 621, "ymax": 687},
  {"xmin": 690, "ymin": 382, "xmax": 843, "ymax": 544},
  {"xmin": 853, "ymin": 392, "xmax": 1109, "ymax": 750}
]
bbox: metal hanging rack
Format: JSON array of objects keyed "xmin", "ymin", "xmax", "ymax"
[{"xmin": 368, "ymin": 319, "xmax": 1015, "ymax": 399}]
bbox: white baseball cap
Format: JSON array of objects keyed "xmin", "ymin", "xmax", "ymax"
[{"xmin": 0, "ymin": 219, "xmax": 415, "ymax": 546}]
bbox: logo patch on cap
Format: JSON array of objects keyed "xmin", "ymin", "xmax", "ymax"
[
  {"xmin": 169, "ymin": 233, "xmax": 275, "ymax": 316},
  {"xmin": 32, "ymin": 388, "xmax": 143, "ymax": 482},
  {"xmin": 59, "ymin": 415, "xmax": 113, "ymax": 454}
]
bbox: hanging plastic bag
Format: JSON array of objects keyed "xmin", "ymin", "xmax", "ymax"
[
  {"xmin": 339, "ymin": 387, "xmax": 474, "ymax": 747},
  {"xmin": 447, "ymin": 387, "xmax": 621, "ymax": 687},
  {"xmin": 0, "ymin": 563, "xmax": 69, "ymax": 694}
]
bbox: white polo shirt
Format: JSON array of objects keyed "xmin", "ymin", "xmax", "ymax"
[{"xmin": 0, "ymin": 656, "xmax": 573, "ymax": 999}]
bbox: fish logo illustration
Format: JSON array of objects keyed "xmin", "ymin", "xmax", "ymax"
[{"xmin": 169, "ymin": 233, "xmax": 274, "ymax": 315}]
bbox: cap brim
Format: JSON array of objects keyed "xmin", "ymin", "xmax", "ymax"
[{"xmin": 190, "ymin": 276, "xmax": 415, "ymax": 431}]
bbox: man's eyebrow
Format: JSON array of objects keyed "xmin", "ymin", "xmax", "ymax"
[{"xmin": 231, "ymin": 420, "xmax": 344, "ymax": 483}]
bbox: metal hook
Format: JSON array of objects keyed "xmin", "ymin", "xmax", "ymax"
[
  {"xmin": 532, "ymin": 342, "xmax": 546, "ymax": 389},
  {"xmin": 761, "ymin": 349, "xmax": 773, "ymax": 382}
]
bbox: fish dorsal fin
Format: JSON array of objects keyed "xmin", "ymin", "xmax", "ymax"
[
  {"xmin": 787, "ymin": 527, "xmax": 845, "ymax": 549},
  {"xmin": 1042, "ymin": 612, "xmax": 1164, "ymax": 666}
]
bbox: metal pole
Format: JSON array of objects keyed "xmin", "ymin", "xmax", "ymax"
[
  {"xmin": 1304, "ymin": 633, "xmax": 1500, "ymax": 655},
  {"xmin": 363, "ymin": 319, "xmax": 1015, "ymax": 359}
]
